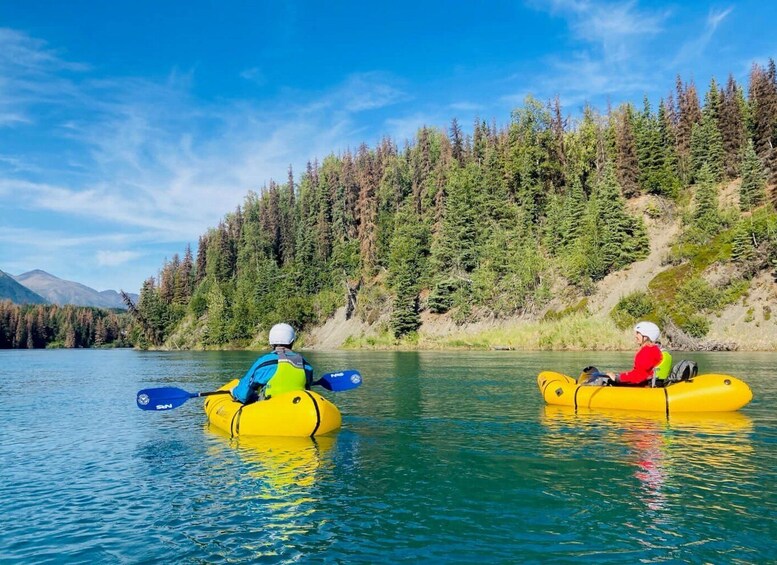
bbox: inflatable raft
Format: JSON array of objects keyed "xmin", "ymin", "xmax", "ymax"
[
  {"xmin": 204, "ymin": 379, "xmax": 342, "ymax": 437},
  {"xmin": 537, "ymin": 371, "xmax": 752, "ymax": 414}
]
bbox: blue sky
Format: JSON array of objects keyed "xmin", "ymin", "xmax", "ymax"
[{"xmin": 1, "ymin": 0, "xmax": 775, "ymax": 294}]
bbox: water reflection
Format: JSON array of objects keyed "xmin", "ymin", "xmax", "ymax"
[
  {"xmin": 205, "ymin": 427, "xmax": 336, "ymax": 491},
  {"xmin": 623, "ymin": 424, "xmax": 667, "ymax": 514},
  {"xmin": 540, "ymin": 406, "xmax": 755, "ymax": 520},
  {"xmin": 392, "ymin": 352, "xmax": 423, "ymax": 419},
  {"xmin": 186, "ymin": 430, "xmax": 341, "ymax": 561}
]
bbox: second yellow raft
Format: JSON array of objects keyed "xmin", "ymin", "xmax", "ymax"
[
  {"xmin": 204, "ymin": 379, "xmax": 342, "ymax": 437},
  {"xmin": 537, "ymin": 371, "xmax": 752, "ymax": 413}
]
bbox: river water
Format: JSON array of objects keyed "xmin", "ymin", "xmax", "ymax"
[{"xmin": 1, "ymin": 349, "xmax": 774, "ymax": 563}]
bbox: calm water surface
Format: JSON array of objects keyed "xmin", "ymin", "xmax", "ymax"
[{"xmin": 1, "ymin": 349, "xmax": 775, "ymax": 563}]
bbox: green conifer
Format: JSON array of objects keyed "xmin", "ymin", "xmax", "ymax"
[{"xmin": 739, "ymin": 140, "xmax": 767, "ymax": 210}]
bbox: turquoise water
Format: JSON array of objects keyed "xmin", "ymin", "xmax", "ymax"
[{"xmin": 1, "ymin": 349, "xmax": 775, "ymax": 563}]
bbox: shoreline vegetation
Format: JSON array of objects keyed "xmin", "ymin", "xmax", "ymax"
[
  {"xmin": 159, "ymin": 311, "xmax": 777, "ymax": 352},
  {"xmin": 338, "ymin": 315, "xmax": 635, "ymax": 352},
  {"xmin": 5, "ymin": 62, "xmax": 776, "ymax": 353}
]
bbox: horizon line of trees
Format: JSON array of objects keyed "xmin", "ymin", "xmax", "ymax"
[
  {"xmin": 130, "ymin": 60, "xmax": 777, "ymax": 347},
  {"xmin": 0, "ymin": 301, "xmax": 134, "ymax": 349}
]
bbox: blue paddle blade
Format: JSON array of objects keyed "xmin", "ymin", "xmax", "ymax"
[
  {"xmin": 136, "ymin": 387, "xmax": 196, "ymax": 411},
  {"xmin": 315, "ymin": 370, "xmax": 362, "ymax": 391}
]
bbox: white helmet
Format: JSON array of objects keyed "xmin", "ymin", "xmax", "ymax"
[
  {"xmin": 268, "ymin": 323, "xmax": 296, "ymax": 346},
  {"xmin": 634, "ymin": 321, "xmax": 660, "ymax": 342}
]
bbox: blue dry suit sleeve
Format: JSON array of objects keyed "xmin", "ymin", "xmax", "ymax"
[{"xmin": 231, "ymin": 352, "xmax": 278, "ymax": 403}]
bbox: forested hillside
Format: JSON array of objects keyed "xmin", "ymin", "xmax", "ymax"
[
  {"xmin": 0, "ymin": 301, "xmax": 133, "ymax": 349},
  {"xmin": 130, "ymin": 61, "xmax": 777, "ymax": 350}
]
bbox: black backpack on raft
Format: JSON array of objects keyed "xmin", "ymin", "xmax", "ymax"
[{"xmin": 665, "ymin": 359, "xmax": 698, "ymax": 385}]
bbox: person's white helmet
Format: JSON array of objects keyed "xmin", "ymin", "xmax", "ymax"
[
  {"xmin": 268, "ymin": 323, "xmax": 296, "ymax": 346},
  {"xmin": 634, "ymin": 321, "xmax": 660, "ymax": 342}
]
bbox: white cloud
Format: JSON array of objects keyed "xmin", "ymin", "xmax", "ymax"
[{"xmin": 96, "ymin": 250, "xmax": 141, "ymax": 266}]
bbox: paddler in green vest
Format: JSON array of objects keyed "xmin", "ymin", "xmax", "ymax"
[{"xmin": 231, "ymin": 323, "xmax": 314, "ymax": 404}]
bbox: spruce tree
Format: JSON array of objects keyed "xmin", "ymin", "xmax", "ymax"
[
  {"xmin": 676, "ymin": 77, "xmax": 703, "ymax": 183},
  {"xmin": 195, "ymin": 235, "xmax": 208, "ymax": 284},
  {"xmin": 615, "ymin": 105, "xmax": 640, "ymax": 197},
  {"xmin": 719, "ymin": 75, "xmax": 747, "ymax": 178},
  {"xmin": 280, "ymin": 166, "xmax": 296, "ymax": 265},
  {"xmin": 739, "ymin": 140, "xmax": 767, "ymax": 210},
  {"xmin": 635, "ymin": 97, "xmax": 659, "ymax": 193},
  {"xmin": 507, "ymin": 96, "xmax": 556, "ymax": 223},
  {"xmin": 565, "ymin": 105, "xmax": 599, "ymax": 191},
  {"xmin": 432, "ymin": 164, "xmax": 479, "ymax": 273},
  {"xmin": 692, "ymin": 163, "xmax": 721, "ymax": 237},
  {"xmin": 176, "ymin": 244, "xmax": 194, "ymax": 304},
  {"xmin": 560, "ymin": 175, "xmax": 587, "ymax": 249},
  {"xmin": 450, "ymin": 118, "xmax": 465, "ymax": 165},
  {"xmin": 205, "ymin": 281, "xmax": 228, "ymax": 345},
  {"xmin": 356, "ymin": 143, "xmax": 379, "ymax": 274},
  {"xmin": 388, "ymin": 208, "xmax": 428, "ymax": 337},
  {"xmin": 656, "ymin": 100, "xmax": 682, "ymax": 197},
  {"xmin": 542, "ymin": 193, "xmax": 564, "ymax": 253},
  {"xmin": 749, "ymin": 60, "xmax": 777, "ymax": 184},
  {"xmin": 689, "ymin": 82, "xmax": 726, "ymax": 183},
  {"xmin": 594, "ymin": 163, "xmax": 649, "ymax": 275},
  {"xmin": 411, "ymin": 127, "xmax": 434, "ymax": 214}
]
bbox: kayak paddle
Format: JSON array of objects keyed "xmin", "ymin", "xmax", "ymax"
[
  {"xmin": 136, "ymin": 369, "xmax": 363, "ymax": 411},
  {"xmin": 314, "ymin": 369, "xmax": 363, "ymax": 391}
]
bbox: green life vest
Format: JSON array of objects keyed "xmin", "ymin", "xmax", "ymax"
[
  {"xmin": 654, "ymin": 348, "xmax": 673, "ymax": 381},
  {"xmin": 264, "ymin": 348, "xmax": 308, "ymax": 398}
]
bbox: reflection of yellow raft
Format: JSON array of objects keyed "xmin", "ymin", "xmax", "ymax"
[
  {"xmin": 537, "ymin": 371, "xmax": 752, "ymax": 413},
  {"xmin": 541, "ymin": 404, "xmax": 753, "ymax": 431},
  {"xmin": 204, "ymin": 379, "xmax": 342, "ymax": 437}
]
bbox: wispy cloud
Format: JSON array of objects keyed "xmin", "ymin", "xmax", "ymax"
[
  {"xmin": 537, "ymin": 0, "xmax": 668, "ymax": 63},
  {"xmin": 330, "ymin": 72, "xmax": 408, "ymax": 113},
  {"xmin": 513, "ymin": 1, "xmax": 671, "ymax": 109},
  {"xmin": 0, "ymin": 27, "xmax": 88, "ymax": 73},
  {"xmin": 240, "ymin": 66, "xmax": 266, "ymax": 85},
  {"xmin": 0, "ymin": 112, "xmax": 30, "ymax": 126},
  {"xmin": 0, "ymin": 28, "xmax": 87, "ymax": 126},
  {"xmin": 96, "ymin": 250, "xmax": 141, "ymax": 266},
  {"xmin": 535, "ymin": 50, "xmax": 655, "ymax": 109},
  {"xmin": 673, "ymin": 7, "xmax": 733, "ymax": 66},
  {"xmin": 0, "ymin": 224, "xmax": 146, "ymax": 250},
  {"xmin": 449, "ymin": 101, "xmax": 484, "ymax": 113}
]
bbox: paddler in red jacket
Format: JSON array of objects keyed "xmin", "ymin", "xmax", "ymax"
[{"xmin": 607, "ymin": 321, "xmax": 664, "ymax": 386}]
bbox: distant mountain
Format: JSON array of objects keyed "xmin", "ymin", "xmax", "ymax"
[
  {"xmin": 0, "ymin": 270, "xmax": 48, "ymax": 305},
  {"xmin": 12, "ymin": 270, "xmax": 138, "ymax": 309}
]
